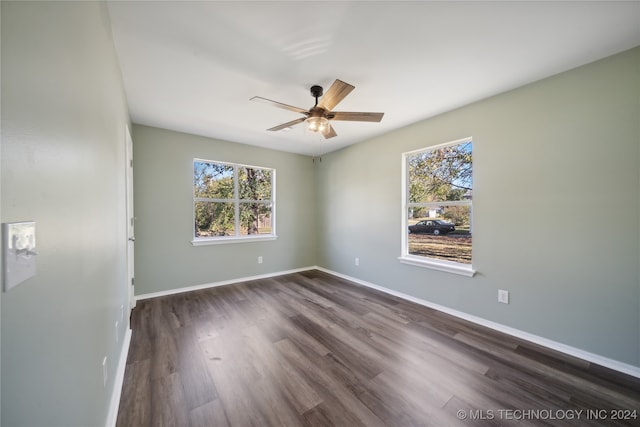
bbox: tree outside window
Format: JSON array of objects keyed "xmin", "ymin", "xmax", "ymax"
[{"xmin": 194, "ymin": 160, "xmax": 274, "ymax": 240}]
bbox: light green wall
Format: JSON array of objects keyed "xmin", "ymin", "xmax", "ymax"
[
  {"xmin": 1, "ymin": 2, "xmax": 130, "ymax": 426},
  {"xmin": 1, "ymin": 3, "xmax": 636, "ymax": 426},
  {"xmin": 132, "ymin": 125, "xmax": 317, "ymax": 295},
  {"xmin": 316, "ymin": 47, "xmax": 640, "ymax": 366}
]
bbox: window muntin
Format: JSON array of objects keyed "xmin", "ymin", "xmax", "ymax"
[
  {"xmin": 402, "ymin": 138, "xmax": 473, "ymax": 271},
  {"xmin": 194, "ymin": 160, "xmax": 275, "ymax": 241}
]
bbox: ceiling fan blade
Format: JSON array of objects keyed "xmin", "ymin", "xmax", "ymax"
[
  {"xmin": 267, "ymin": 117, "xmax": 306, "ymax": 132},
  {"xmin": 318, "ymin": 79, "xmax": 354, "ymax": 111},
  {"xmin": 322, "ymin": 125, "xmax": 338, "ymax": 139},
  {"xmin": 330, "ymin": 111, "xmax": 384, "ymax": 122},
  {"xmin": 250, "ymin": 96, "xmax": 308, "ymax": 114}
]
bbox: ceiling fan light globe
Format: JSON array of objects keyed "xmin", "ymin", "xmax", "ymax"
[{"xmin": 307, "ymin": 116, "xmax": 329, "ymax": 133}]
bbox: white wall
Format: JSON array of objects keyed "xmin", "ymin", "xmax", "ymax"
[
  {"xmin": 316, "ymin": 47, "xmax": 640, "ymax": 367},
  {"xmin": 1, "ymin": 2, "xmax": 130, "ymax": 425}
]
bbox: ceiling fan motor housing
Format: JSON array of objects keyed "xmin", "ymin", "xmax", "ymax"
[{"xmin": 310, "ymin": 85, "xmax": 323, "ymax": 98}]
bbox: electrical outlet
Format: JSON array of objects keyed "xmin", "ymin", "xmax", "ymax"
[
  {"xmin": 258, "ymin": 256, "xmax": 263, "ymax": 264},
  {"xmin": 498, "ymin": 289, "xmax": 509, "ymax": 304},
  {"xmin": 355, "ymin": 257, "xmax": 359, "ymax": 266},
  {"xmin": 102, "ymin": 357, "xmax": 108, "ymax": 387}
]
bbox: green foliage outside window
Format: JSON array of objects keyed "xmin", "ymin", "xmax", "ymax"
[
  {"xmin": 408, "ymin": 141, "xmax": 472, "ymax": 204},
  {"xmin": 194, "ymin": 160, "xmax": 274, "ymax": 238}
]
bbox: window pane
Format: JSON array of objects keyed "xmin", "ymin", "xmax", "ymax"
[
  {"xmin": 239, "ymin": 167, "xmax": 272, "ymax": 201},
  {"xmin": 239, "ymin": 203, "xmax": 272, "ymax": 235},
  {"xmin": 194, "ymin": 162, "xmax": 234, "ymax": 199},
  {"xmin": 408, "ymin": 141, "xmax": 472, "ymax": 203},
  {"xmin": 194, "ymin": 201, "xmax": 235, "ymax": 237},
  {"xmin": 407, "ymin": 205, "xmax": 472, "ymax": 264},
  {"xmin": 193, "ymin": 159, "xmax": 275, "ymax": 241}
]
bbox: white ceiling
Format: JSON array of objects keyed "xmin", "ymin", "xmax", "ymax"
[{"xmin": 107, "ymin": 1, "xmax": 640, "ymax": 156}]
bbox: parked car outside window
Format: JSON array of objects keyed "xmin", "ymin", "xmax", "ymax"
[{"xmin": 408, "ymin": 219, "xmax": 455, "ymax": 235}]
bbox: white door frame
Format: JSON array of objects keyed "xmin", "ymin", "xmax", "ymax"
[{"xmin": 125, "ymin": 125, "xmax": 136, "ymax": 313}]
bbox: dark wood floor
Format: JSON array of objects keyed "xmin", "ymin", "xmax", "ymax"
[{"xmin": 117, "ymin": 270, "xmax": 640, "ymax": 426}]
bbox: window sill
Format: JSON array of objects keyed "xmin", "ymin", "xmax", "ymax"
[
  {"xmin": 192, "ymin": 235, "xmax": 277, "ymax": 246},
  {"xmin": 398, "ymin": 256, "xmax": 476, "ymax": 277}
]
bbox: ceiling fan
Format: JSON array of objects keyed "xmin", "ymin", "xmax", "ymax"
[{"xmin": 250, "ymin": 79, "xmax": 384, "ymax": 139}]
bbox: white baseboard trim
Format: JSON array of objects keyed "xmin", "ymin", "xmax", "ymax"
[
  {"xmin": 105, "ymin": 327, "xmax": 132, "ymax": 427},
  {"xmin": 315, "ymin": 267, "xmax": 640, "ymax": 379},
  {"xmin": 135, "ymin": 266, "xmax": 317, "ymax": 301}
]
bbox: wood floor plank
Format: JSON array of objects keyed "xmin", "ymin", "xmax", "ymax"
[
  {"xmin": 289, "ymin": 313, "xmax": 384, "ymax": 380},
  {"xmin": 150, "ymin": 324, "xmax": 179, "ymax": 381},
  {"xmin": 117, "ymin": 270, "xmax": 640, "ymax": 427},
  {"xmin": 274, "ymin": 338, "xmax": 388, "ymax": 427},
  {"xmin": 455, "ymin": 332, "xmax": 640, "ymax": 409},
  {"xmin": 198, "ymin": 333, "xmax": 271, "ymax": 427},
  {"xmin": 150, "ymin": 372, "xmax": 189, "ymax": 427},
  {"xmin": 242, "ymin": 325, "xmax": 323, "ymax": 414},
  {"xmin": 174, "ymin": 323, "xmax": 219, "ymax": 410},
  {"xmin": 189, "ymin": 399, "xmax": 230, "ymax": 427},
  {"xmin": 116, "ymin": 359, "xmax": 151, "ymax": 427}
]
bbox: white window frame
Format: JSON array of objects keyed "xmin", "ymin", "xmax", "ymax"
[
  {"xmin": 399, "ymin": 137, "xmax": 476, "ymax": 277},
  {"xmin": 191, "ymin": 159, "xmax": 277, "ymax": 246}
]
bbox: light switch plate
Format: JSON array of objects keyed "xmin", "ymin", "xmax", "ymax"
[{"xmin": 3, "ymin": 221, "xmax": 37, "ymax": 292}]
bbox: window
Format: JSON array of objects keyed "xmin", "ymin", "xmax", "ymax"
[
  {"xmin": 400, "ymin": 138, "xmax": 475, "ymax": 276},
  {"xmin": 193, "ymin": 159, "xmax": 275, "ymax": 245}
]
